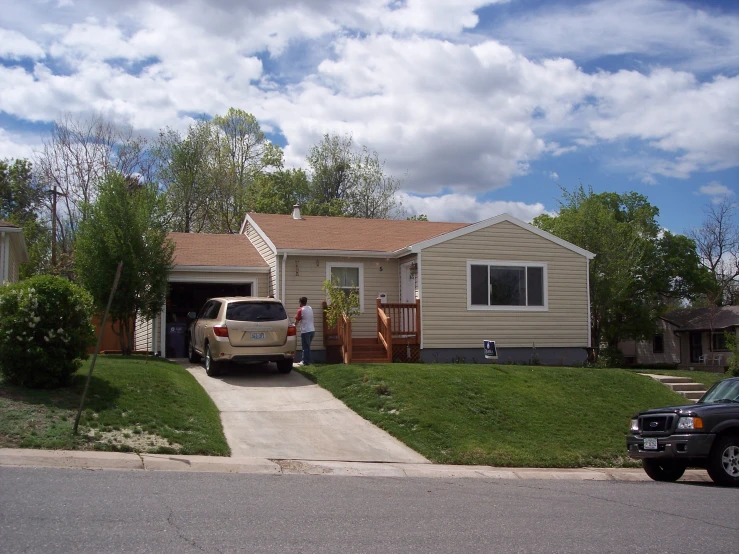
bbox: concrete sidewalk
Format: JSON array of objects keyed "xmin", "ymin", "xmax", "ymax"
[
  {"xmin": 178, "ymin": 360, "xmax": 428, "ymax": 464},
  {"xmin": 0, "ymin": 448, "xmax": 714, "ymax": 482}
]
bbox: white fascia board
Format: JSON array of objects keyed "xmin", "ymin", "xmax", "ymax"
[
  {"xmin": 407, "ymin": 213, "xmax": 596, "ymax": 260},
  {"xmin": 172, "ymin": 265, "xmax": 270, "ymax": 273},
  {"xmin": 276, "ymin": 249, "xmax": 396, "ymax": 258},
  {"xmin": 241, "ymin": 214, "xmax": 277, "ymax": 253}
]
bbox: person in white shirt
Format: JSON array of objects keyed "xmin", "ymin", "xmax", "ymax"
[{"xmin": 294, "ymin": 297, "xmax": 315, "ymax": 366}]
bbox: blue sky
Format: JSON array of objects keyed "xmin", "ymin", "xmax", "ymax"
[{"xmin": 0, "ymin": 0, "xmax": 737, "ymax": 234}]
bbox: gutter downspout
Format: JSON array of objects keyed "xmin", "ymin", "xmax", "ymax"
[
  {"xmin": 274, "ymin": 253, "xmax": 279, "ymax": 299},
  {"xmin": 586, "ymin": 258, "xmax": 591, "ymax": 350},
  {"xmin": 281, "ymin": 253, "xmax": 287, "ymax": 301}
]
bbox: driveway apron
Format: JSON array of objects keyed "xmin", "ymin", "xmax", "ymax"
[{"xmin": 178, "ymin": 361, "xmax": 429, "ymax": 463}]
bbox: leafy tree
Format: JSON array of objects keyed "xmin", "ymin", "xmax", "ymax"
[
  {"xmin": 153, "ymin": 123, "xmax": 214, "ymax": 233},
  {"xmin": 208, "ymin": 108, "xmax": 284, "ymax": 232},
  {"xmin": 251, "ymin": 169, "xmax": 310, "ymax": 214},
  {"xmin": 75, "ymin": 173, "xmax": 174, "ymax": 355},
  {"xmin": 534, "ymin": 186, "xmax": 709, "ymax": 360},
  {"xmin": 306, "ymin": 133, "xmax": 403, "ymax": 219},
  {"xmin": 322, "ymin": 277, "xmax": 360, "ymax": 327},
  {"xmin": 0, "ymin": 158, "xmax": 51, "ymax": 277},
  {"xmin": 407, "ymin": 214, "xmax": 429, "ymax": 221}
]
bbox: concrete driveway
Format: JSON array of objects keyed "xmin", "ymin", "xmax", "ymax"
[{"xmin": 177, "ymin": 360, "xmax": 429, "ymax": 464}]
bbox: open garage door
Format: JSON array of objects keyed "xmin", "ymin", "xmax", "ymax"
[{"xmin": 167, "ymin": 282, "xmax": 253, "ymax": 324}]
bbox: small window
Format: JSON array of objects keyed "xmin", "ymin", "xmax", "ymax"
[
  {"xmin": 326, "ymin": 263, "xmax": 364, "ymax": 312},
  {"xmin": 197, "ymin": 301, "xmax": 213, "ymax": 319},
  {"xmin": 468, "ymin": 261, "xmax": 547, "ymax": 310},
  {"xmin": 653, "ymin": 334, "xmax": 664, "ymax": 354},
  {"xmin": 227, "ymin": 301, "xmax": 287, "ymax": 322},
  {"xmin": 712, "ymin": 333, "xmax": 728, "ymax": 351}
]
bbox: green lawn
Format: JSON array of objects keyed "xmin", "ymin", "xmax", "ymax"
[
  {"xmin": 0, "ymin": 355, "xmax": 229, "ymax": 455},
  {"xmin": 298, "ymin": 363, "xmax": 691, "ymax": 468},
  {"xmin": 626, "ymin": 369, "xmax": 728, "ymax": 389}
]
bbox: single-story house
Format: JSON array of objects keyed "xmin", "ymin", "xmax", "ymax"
[
  {"xmin": 142, "ymin": 207, "xmax": 595, "ymax": 364},
  {"xmin": 0, "ymin": 221, "xmax": 28, "ymax": 284},
  {"xmin": 620, "ymin": 306, "xmax": 739, "ymax": 370}
]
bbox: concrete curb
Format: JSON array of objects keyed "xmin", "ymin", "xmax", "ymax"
[{"xmin": 0, "ymin": 448, "xmax": 713, "ymax": 482}]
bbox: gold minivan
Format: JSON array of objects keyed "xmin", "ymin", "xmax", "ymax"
[{"xmin": 187, "ymin": 297, "xmax": 296, "ymax": 376}]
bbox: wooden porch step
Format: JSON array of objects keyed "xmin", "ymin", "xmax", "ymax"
[{"xmin": 350, "ymin": 338, "xmax": 387, "ymax": 363}]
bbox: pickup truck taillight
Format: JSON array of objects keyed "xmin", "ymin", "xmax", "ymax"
[
  {"xmin": 287, "ymin": 324, "xmax": 296, "ymax": 337},
  {"xmin": 213, "ymin": 325, "xmax": 229, "ymax": 338}
]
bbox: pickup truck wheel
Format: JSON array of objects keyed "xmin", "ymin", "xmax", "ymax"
[
  {"xmin": 276, "ymin": 359, "xmax": 293, "ymax": 374},
  {"xmin": 204, "ymin": 344, "xmax": 220, "ymax": 377},
  {"xmin": 188, "ymin": 336, "xmax": 201, "ymax": 363},
  {"xmin": 707, "ymin": 435, "xmax": 739, "ymax": 487},
  {"xmin": 642, "ymin": 459, "xmax": 687, "ymax": 482}
]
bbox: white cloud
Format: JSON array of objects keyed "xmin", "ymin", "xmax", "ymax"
[
  {"xmin": 549, "ymin": 172, "xmax": 559, "ymax": 181},
  {"xmin": 0, "ymin": 28, "xmax": 45, "ymax": 59},
  {"xmin": 699, "ymin": 181, "xmax": 735, "ymax": 202},
  {"xmin": 494, "ymin": 0, "xmax": 739, "ymax": 72},
  {"xmin": 0, "ymin": 128, "xmax": 40, "ymax": 160},
  {"xmin": 399, "ymin": 192, "xmax": 548, "ymax": 223}
]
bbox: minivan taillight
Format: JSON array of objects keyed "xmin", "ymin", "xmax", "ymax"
[
  {"xmin": 213, "ymin": 325, "xmax": 229, "ymax": 338},
  {"xmin": 287, "ymin": 324, "xmax": 296, "ymax": 337}
]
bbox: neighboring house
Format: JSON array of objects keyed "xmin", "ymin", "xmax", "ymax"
[
  {"xmin": 0, "ymin": 221, "xmax": 29, "ymax": 284},
  {"xmin": 620, "ymin": 306, "xmax": 739, "ymax": 369},
  {"xmin": 148, "ymin": 208, "xmax": 595, "ymax": 364}
]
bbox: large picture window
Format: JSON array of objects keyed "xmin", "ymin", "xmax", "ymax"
[
  {"xmin": 467, "ymin": 261, "xmax": 547, "ymax": 311},
  {"xmin": 326, "ymin": 262, "xmax": 364, "ymax": 312}
]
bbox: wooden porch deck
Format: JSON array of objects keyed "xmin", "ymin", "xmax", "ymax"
[{"xmin": 322, "ymin": 299, "xmax": 421, "ymax": 364}]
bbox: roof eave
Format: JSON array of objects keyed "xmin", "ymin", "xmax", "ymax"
[
  {"xmin": 172, "ymin": 265, "xmax": 270, "ymax": 273},
  {"xmin": 276, "ymin": 248, "xmax": 397, "ymax": 258}
]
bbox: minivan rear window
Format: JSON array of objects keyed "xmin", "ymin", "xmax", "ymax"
[{"xmin": 226, "ymin": 302, "xmax": 288, "ymax": 322}]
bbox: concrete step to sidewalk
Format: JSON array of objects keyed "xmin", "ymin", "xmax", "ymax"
[{"xmin": 639, "ymin": 373, "xmax": 708, "ymax": 403}]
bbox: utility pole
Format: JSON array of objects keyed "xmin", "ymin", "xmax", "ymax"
[{"xmin": 50, "ymin": 184, "xmax": 57, "ymax": 268}]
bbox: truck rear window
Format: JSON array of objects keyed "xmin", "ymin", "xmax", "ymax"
[{"xmin": 226, "ymin": 302, "xmax": 288, "ymax": 322}]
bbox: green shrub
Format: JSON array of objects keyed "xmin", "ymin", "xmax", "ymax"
[
  {"xmin": 725, "ymin": 331, "xmax": 739, "ymax": 377},
  {"xmin": 0, "ymin": 275, "xmax": 95, "ymax": 388}
]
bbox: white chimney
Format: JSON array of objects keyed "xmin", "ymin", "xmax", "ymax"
[{"xmin": 292, "ymin": 203, "xmax": 302, "ymax": 220}]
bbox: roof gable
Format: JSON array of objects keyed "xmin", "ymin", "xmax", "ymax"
[{"xmin": 410, "ymin": 213, "xmax": 595, "ymax": 258}]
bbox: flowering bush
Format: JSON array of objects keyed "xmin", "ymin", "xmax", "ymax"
[{"xmin": 0, "ymin": 275, "xmax": 95, "ymax": 388}]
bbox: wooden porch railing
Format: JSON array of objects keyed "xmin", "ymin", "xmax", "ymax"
[
  {"xmin": 376, "ymin": 298, "xmax": 421, "ymax": 360},
  {"xmin": 337, "ymin": 313, "xmax": 352, "ymax": 364},
  {"xmin": 377, "ymin": 304, "xmax": 393, "ymax": 362}
]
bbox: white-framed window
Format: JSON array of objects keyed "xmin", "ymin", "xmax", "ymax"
[
  {"xmin": 326, "ymin": 262, "xmax": 364, "ymax": 312},
  {"xmin": 467, "ymin": 260, "xmax": 548, "ymax": 311}
]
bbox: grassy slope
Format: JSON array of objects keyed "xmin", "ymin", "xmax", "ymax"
[
  {"xmin": 299, "ymin": 364, "xmax": 690, "ymax": 468},
  {"xmin": 0, "ymin": 355, "xmax": 229, "ymax": 455}
]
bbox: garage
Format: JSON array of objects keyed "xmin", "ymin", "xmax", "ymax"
[{"xmin": 154, "ymin": 232, "xmax": 272, "ymax": 358}]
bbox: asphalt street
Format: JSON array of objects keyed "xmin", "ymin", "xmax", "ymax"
[{"xmin": 1, "ymin": 467, "xmax": 736, "ymax": 553}]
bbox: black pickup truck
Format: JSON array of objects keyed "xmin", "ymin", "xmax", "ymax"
[{"xmin": 627, "ymin": 376, "xmax": 739, "ymax": 486}]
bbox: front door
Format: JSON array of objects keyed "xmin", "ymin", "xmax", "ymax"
[{"xmin": 689, "ymin": 332, "xmax": 703, "ymax": 363}]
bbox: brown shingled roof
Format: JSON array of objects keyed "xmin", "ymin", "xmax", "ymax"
[
  {"xmin": 663, "ymin": 306, "xmax": 739, "ymax": 331},
  {"xmin": 248, "ymin": 213, "xmax": 469, "ymax": 252},
  {"xmin": 169, "ymin": 233, "xmax": 268, "ymax": 267},
  {"xmin": 0, "ymin": 221, "xmax": 20, "ymax": 228}
]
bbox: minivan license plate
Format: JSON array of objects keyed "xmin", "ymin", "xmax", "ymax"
[
  {"xmin": 643, "ymin": 438, "xmax": 658, "ymax": 450},
  {"xmin": 251, "ymin": 332, "xmax": 265, "ymax": 340}
]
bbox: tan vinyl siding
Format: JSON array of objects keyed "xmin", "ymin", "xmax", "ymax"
[
  {"xmin": 245, "ymin": 223, "xmax": 276, "ymax": 296},
  {"xmin": 633, "ymin": 320, "xmax": 680, "ymax": 364},
  {"xmin": 284, "ymin": 255, "xmax": 399, "ymax": 349},
  {"xmin": 0, "ymin": 237, "xmax": 6, "ymax": 282},
  {"xmin": 421, "ymin": 221, "xmax": 589, "ymax": 349},
  {"xmin": 169, "ymin": 270, "xmax": 268, "ymax": 297}
]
